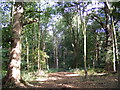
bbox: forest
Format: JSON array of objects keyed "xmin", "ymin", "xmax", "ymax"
[{"xmin": 1, "ymin": 0, "xmax": 120, "ymax": 89}]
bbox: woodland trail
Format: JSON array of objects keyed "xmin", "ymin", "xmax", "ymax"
[{"xmin": 26, "ymin": 72, "xmax": 118, "ymax": 88}]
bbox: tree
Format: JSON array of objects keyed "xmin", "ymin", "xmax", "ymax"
[
  {"xmin": 79, "ymin": 2, "xmax": 88, "ymax": 78},
  {"xmin": 90, "ymin": 2, "xmax": 119, "ymax": 72},
  {"xmin": 2, "ymin": 2, "xmax": 24, "ymax": 87}
]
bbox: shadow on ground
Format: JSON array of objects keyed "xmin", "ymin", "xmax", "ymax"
[{"xmin": 25, "ymin": 72, "xmax": 119, "ymax": 88}]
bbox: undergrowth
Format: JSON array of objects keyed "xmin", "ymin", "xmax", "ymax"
[
  {"xmin": 69, "ymin": 68, "xmax": 107, "ymax": 76},
  {"xmin": 15, "ymin": 68, "xmax": 106, "ymax": 81},
  {"xmin": 21, "ymin": 71, "xmax": 36, "ymax": 81},
  {"xmin": 21, "ymin": 68, "xmax": 107, "ymax": 81},
  {"xmin": 2, "ymin": 68, "xmax": 107, "ymax": 82}
]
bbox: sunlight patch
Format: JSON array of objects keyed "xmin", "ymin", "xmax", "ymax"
[
  {"xmin": 63, "ymin": 84, "xmax": 76, "ymax": 88},
  {"xmin": 97, "ymin": 73, "xmax": 108, "ymax": 76},
  {"xmin": 48, "ymin": 77, "xmax": 62, "ymax": 80},
  {"xmin": 36, "ymin": 78, "xmax": 48, "ymax": 81},
  {"xmin": 65, "ymin": 74, "xmax": 79, "ymax": 77}
]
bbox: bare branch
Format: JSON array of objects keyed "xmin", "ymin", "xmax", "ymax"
[
  {"xmin": 114, "ymin": 20, "xmax": 119, "ymax": 25},
  {"xmin": 90, "ymin": 14, "xmax": 105, "ymax": 29}
]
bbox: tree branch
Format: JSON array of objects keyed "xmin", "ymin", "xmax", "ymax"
[
  {"xmin": 25, "ymin": 10, "xmax": 43, "ymax": 13},
  {"xmin": 103, "ymin": 2, "xmax": 110, "ymax": 27},
  {"xmin": 90, "ymin": 14, "xmax": 105, "ymax": 29},
  {"xmin": 23, "ymin": 19, "xmax": 38, "ymax": 26},
  {"xmin": 114, "ymin": 20, "xmax": 119, "ymax": 25}
]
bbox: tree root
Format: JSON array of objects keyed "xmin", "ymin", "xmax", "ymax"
[{"xmin": 2, "ymin": 76, "xmax": 27, "ymax": 88}]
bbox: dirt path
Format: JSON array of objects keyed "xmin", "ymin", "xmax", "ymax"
[{"xmin": 27, "ymin": 72, "xmax": 118, "ymax": 88}]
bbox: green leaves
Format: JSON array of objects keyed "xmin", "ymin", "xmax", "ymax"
[
  {"xmin": 40, "ymin": 50, "xmax": 49, "ymax": 59},
  {"xmin": 111, "ymin": 2, "xmax": 120, "ymax": 20}
]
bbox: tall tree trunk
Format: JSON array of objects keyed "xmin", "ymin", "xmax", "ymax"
[
  {"xmin": 79, "ymin": 2, "xmax": 88, "ymax": 78},
  {"xmin": 104, "ymin": 2, "xmax": 112, "ymax": 71},
  {"xmin": 2, "ymin": 2, "xmax": 24, "ymax": 87},
  {"xmin": 82, "ymin": 16, "xmax": 87, "ymax": 78},
  {"xmin": 83, "ymin": 22, "xmax": 87, "ymax": 78},
  {"xmin": 56, "ymin": 37, "xmax": 59, "ymax": 69},
  {"xmin": 105, "ymin": 27, "xmax": 113, "ymax": 71},
  {"xmin": 111, "ymin": 16, "xmax": 117, "ymax": 72},
  {"xmin": 26, "ymin": 37, "xmax": 29, "ymax": 70},
  {"xmin": 53, "ymin": 28, "xmax": 59, "ymax": 69},
  {"xmin": 95, "ymin": 35, "xmax": 99, "ymax": 68},
  {"xmin": 53, "ymin": 29, "xmax": 56, "ymax": 68},
  {"xmin": 72, "ymin": 30, "xmax": 77, "ymax": 68},
  {"xmin": 111, "ymin": 16, "xmax": 119, "ymax": 72},
  {"xmin": 104, "ymin": 2, "xmax": 117, "ymax": 72},
  {"xmin": 37, "ymin": 20, "xmax": 41, "ymax": 72}
]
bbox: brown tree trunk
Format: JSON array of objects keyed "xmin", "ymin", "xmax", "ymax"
[
  {"xmin": 2, "ymin": 2, "xmax": 25, "ymax": 87},
  {"xmin": 105, "ymin": 27, "xmax": 113, "ymax": 71},
  {"xmin": 104, "ymin": 2, "xmax": 115, "ymax": 72}
]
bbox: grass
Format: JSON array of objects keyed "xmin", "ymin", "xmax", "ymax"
[
  {"xmin": 44, "ymin": 68, "xmax": 59, "ymax": 73},
  {"xmin": 69, "ymin": 68, "xmax": 107, "ymax": 76},
  {"xmin": 21, "ymin": 71, "xmax": 36, "ymax": 81}
]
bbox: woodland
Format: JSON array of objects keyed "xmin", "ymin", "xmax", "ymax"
[{"xmin": 1, "ymin": 0, "xmax": 120, "ymax": 89}]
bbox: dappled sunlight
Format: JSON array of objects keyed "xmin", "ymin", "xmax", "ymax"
[
  {"xmin": 62, "ymin": 84, "xmax": 79, "ymax": 88},
  {"xmin": 48, "ymin": 77, "xmax": 62, "ymax": 81},
  {"xmin": 49, "ymin": 73, "xmax": 65, "ymax": 77},
  {"xmin": 35, "ymin": 76, "xmax": 62, "ymax": 82},
  {"xmin": 65, "ymin": 74, "xmax": 80, "ymax": 77},
  {"xmin": 25, "ymin": 72, "xmax": 118, "ymax": 88},
  {"xmin": 96, "ymin": 73, "xmax": 108, "ymax": 76},
  {"xmin": 35, "ymin": 78, "xmax": 48, "ymax": 82}
]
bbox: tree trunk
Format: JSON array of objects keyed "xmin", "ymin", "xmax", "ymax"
[
  {"xmin": 55, "ymin": 37, "xmax": 59, "ymax": 69},
  {"xmin": 83, "ymin": 16, "xmax": 88, "ymax": 78},
  {"xmin": 95, "ymin": 35, "xmax": 99, "ymax": 68},
  {"xmin": 104, "ymin": 2, "xmax": 117, "ymax": 72},
  {"xmin": 37, "ymin": 20, "xmax": 41, "ymax": 72},
  {"xmin": 2, "ymin": 2, "xmax": 24, "ymax": 87},
  {"xmin": 79, "ymin": 2, "xmax": 88, "ymax": 78},
  {"xmin": 53, "ymin": 28, "xmax": 59, "ymax": 69},
  {"xmin": 26, "ymin": 37, "xmax": 29, "ymax": 70},
  {"xmin": 111, "ymin": 16, "xmax": 117, "ymax": 72},
  {"xmin": 105, "ymin": 26, "xmax": 113, "ymax": 71}
]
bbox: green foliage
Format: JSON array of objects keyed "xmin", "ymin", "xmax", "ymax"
[
  {"xmin": 45, "ymin": 68, "xmax": 59, "ymax": 73},
  {"xmin": 69, "ymin": 68, "xmax": 107, "ymax": 76},
  {"xmin": 21, "ymin": 71, "xmax": 36, "ymax": 81},
  {"xmin": 69, "ymin": 68, "xmax": 85, "ymax": 76},
  {"xmin": 45, "ymin": 68, "xmax": 68, "ymax": 73},
  {"xmin": 2, "ymin": 70, "xmax": 7, "ymax": 78},
  {"xmin": 111, "ymin": 2, "xmax": 120, "ymax": 20},
  {"xmin": 93, "ymin": 68, "xmax": 106, "ymax": 73}
]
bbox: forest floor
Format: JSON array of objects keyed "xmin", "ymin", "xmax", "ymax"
[{"xmin": 25, "ymin": 72, "xmax": 119, "ymax": 88}]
